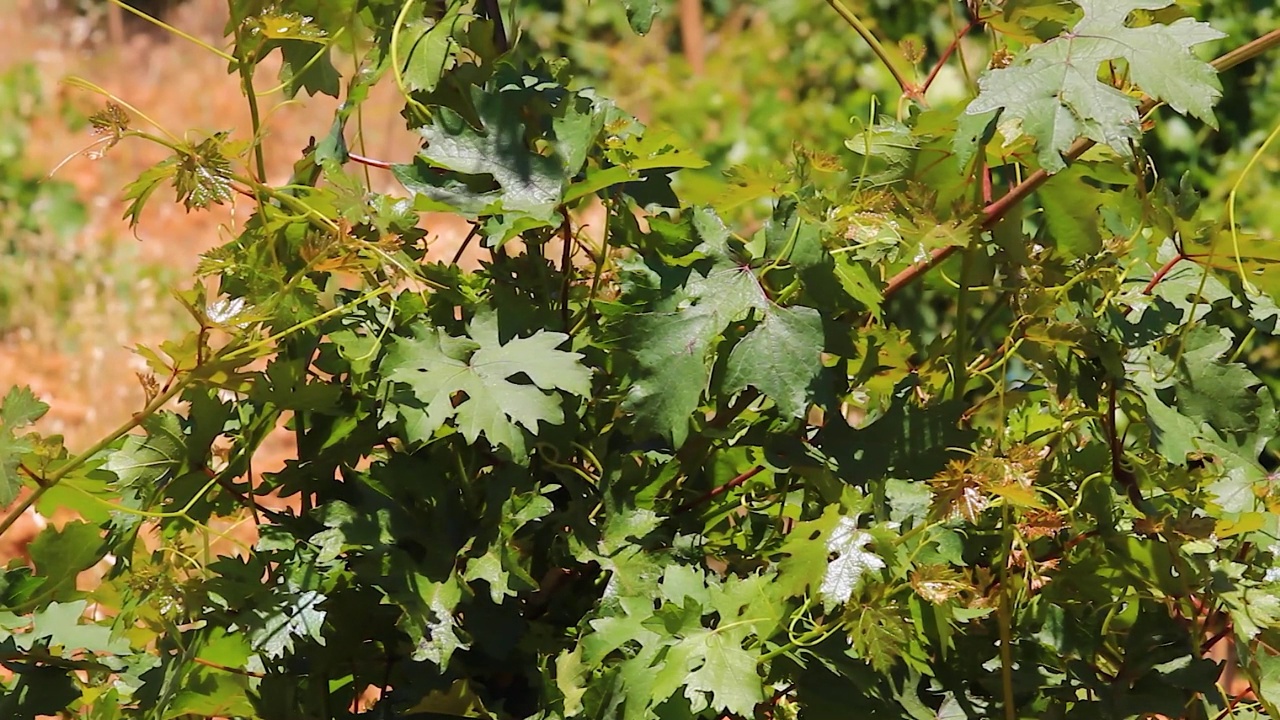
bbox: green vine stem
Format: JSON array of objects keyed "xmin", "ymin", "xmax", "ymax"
[
  {"xmin": 105, "ymin": 0, "xmax": 235, "ymax": 62},
  {"xmin": 824, "ymin": 0, "xmax": 916, "ymax": 95},
  {"xmin": 232, "ymin": 25, "xmax": 269, "ymax": 187}
]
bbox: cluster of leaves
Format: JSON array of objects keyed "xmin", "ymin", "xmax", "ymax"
[{"xmin": 6, "ymin": 0, "xmax": 1280, "ymax": 718}]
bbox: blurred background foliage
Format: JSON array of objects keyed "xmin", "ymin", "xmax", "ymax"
[{"xmin": 0, "ymin": 58, "xmax": 177, "ymax": 348}]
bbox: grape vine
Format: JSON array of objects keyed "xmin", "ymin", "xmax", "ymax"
[{"xmin": 3, "ymin": 1, "xmax": 1280, "ymax": 718}]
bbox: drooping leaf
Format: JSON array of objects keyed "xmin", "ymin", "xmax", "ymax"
[
  {"xmin": 104, "ymin": 412, "xmax": 186, "ymax": 489},
  {"xmin": 845, "ymin": 118, "xmax": 918, "ymax": 187},
  {"xmin": 619, "ymin": 0, "xmax": 659, "ymax": 33},
  {"xmin": 276, "ymin": 40, "xmax": 340, "ymax": 98}
]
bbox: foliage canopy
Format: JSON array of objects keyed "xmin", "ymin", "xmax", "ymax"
[{"xmin": 5, "ymin": 0, "xmax": 1280, "ymax": 718}]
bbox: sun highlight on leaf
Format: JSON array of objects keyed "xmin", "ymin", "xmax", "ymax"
[
  {"xmin": 960, "ymin": 0, "xmax": 1225, "ymax": 172},
  {"xmin": 819, "ymin": 517, "xmax": 885, "ymax": 607}
]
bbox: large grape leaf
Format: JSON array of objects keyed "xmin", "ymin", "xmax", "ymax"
[
  {"xmin": 622, "ymin": 267, "xmax": 761, "ymax": 446},
  {"xmin": 682, "ymin": 629, "xmax": 764, "ymax": 716},
  {"xmin": 960, "ymin": 0, "xmax": 1224, "ymax": 173},
  {"xmin": 383, "ymin": 312, "xmax": 592, "ymax": 460},
  {"xmin": 1128, "ymin": 326, "xmax": 1277, "ymax": 513},
  {"xmin": 624, "ymin": 269, "xmax": 824, "ymax": 445},
  {"xmin": 575, "ymin": 566, "xmax": 778, "ymax": 720},
  {"xmin": 392, "ymin": 64, "xmax": 606, "ymax": 244},
  {"xmin": 622, "ymin": 209, "xmax": 825, "ymax": 445},
  {"xmin": 724, "ymin": 305, "xmax": 824, "ymax": 418},
  {"xmin": 393, "ymin": 102, "xmax": 567, "ymax": 219}
]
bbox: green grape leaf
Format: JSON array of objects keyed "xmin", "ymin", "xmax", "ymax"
[
  {"xmin": 104, "ymin": 412, "xmax": 186, "ymax": 489},
  {"xmin": 251, "ymin": 10, "xmax": 340, "ymax": 98},
  {"xmin": 174, "ymin": 135, "xmax": 234, "ymax": 211},
  {"xmin": 400, "ymin": 579, "xmax": 469, "ymax": 667},
  {"xmin": 393, "ymin": 105, "xmax": 565, "ymax": 220},
  {"xmin": 620, "ymin": 0, "xmax": 659, "ymax": 33},
  {"xmin": 622, "ymin": 267, "xmax": 761, "ymax": 446},
  {"xmin": 683, "ymin": 630, "xmax": 764, "ymax": 715},
  {"xmin": 848, "ymin": 603, "xmax": 910, "ymax": 672},
  {"xmin": 27, "ymin": 601, "xmax": 115, "ymax": 653},
  {"xmin": 1, "ymin": 386, "xmax": 49, "ymax": 429},
  {"xmin": 248, "ymin": 588, "xmax": 327, "ymax": 659},
  {"xmin": 165, "ymin": 667, "xmax": 255, "ymax": 718},
  {"xmin": 121, "ymin": 158, "xmax": 178, "ymax": 229},
  {"xmin": 28, "ymin": 522, "xmax": 108, "ymax": 604},
  {"xmin": 623, "ymin": 209, "xmax": 825, "ymax": 443},
  {"xmin": 251, "ymin": 9, "xmax": 328, "ymax": 40},
  {"xmin": 777, "ymin": 505, "xmax": 860, "ymax": 600},
  {"xmin": 1040, "ymin": 165, "xmax": 1105, "ymax": 258},
  {"xmin": 397, "ymin": 8, "xmax": 469, "ymax": 93},
  {"xmin": 393, "ymin": 78, "xmax": 572, "ymax": 226},
  {"xmin": 393, "ymin": 64, "xmax": 629, "ymax": 244},
  {"xmin": 0, "ymin": 386, "xmax": 48, "ymax": 507},
  {"xmin": 383, "ymin": 312, "xmax": 592, "ymax": 460},
  {"xmin": 276, "ymin": 40, "xmax": 340, "ymax": 99},
  {"xmin": 962, "ymin": 0, "xmax": 1224, "ymax": 173},
  {"xmin": 1129, "ymin": 325, "xmax": 1276, "ymax": 513},
  {"xmin": 724, "ymin": 305, "xmax": 824, "ymax": 418}
]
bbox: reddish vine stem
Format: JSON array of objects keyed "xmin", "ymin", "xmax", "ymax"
[
  {"xmin": 918, "ymin": 15, "xmax": 983, "ymax": 97},
  {"xmin": 18, "ymin": 462, "xmax": 45, "ymax": 487},
  {"xmin": 1106, "ymin": 381, "xmax": 1146, "ymax": 511},
  {"xmin": 882, "ymin": 27, "xmax": 1280, "ymax": 301},
  {"xmin": 1142, "ymin": 252, "xmax": 1189, "ymax": 295},
  {"xmin": 349, "ymin": 152, "xmax": 393, "ymax": 170},
  {"xmin": 675, "ymin": 465, "xmax": 765, "ymax": 514},
  {"xmin": 1036, "ymin": 528, "xmax": 1099, "ymax": 563},
  {"xmin": 559, "ymin": 206, "xmax": 574, "ymax": 331},
  {"xmin": 1201, "ymin": 625, "xmax": 1233, "ymax": 655},
  {"xmin": 881, "ymin": 142, "xmax": 1086, "ymax": 299},
  {"xmin": 451, "ymin": 223, "xmax": 482, "ymax": 266}
]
